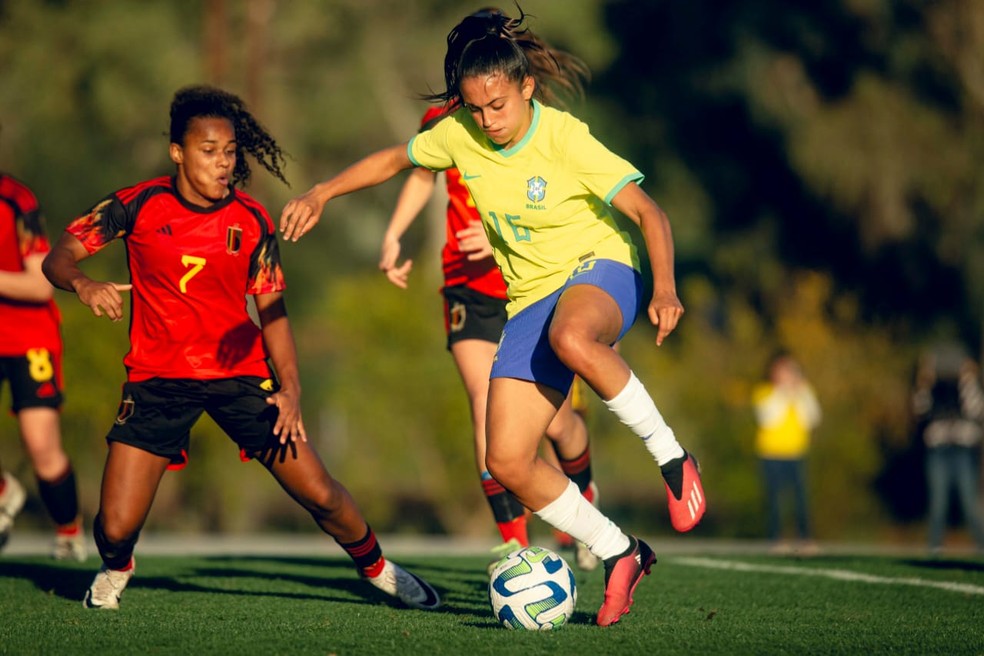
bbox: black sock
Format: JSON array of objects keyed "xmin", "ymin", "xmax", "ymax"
[
  {"xmin": 338, "ymin": 526, "xmax": 384, "ymax": 577},
  {"xmin": 37, "ymin": 465, "xmax": 79, "ymax": 526}
]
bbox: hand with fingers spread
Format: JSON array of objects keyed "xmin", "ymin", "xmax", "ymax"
[
  {"xmin": 74, "ymin": 279, "xmax": 132, "ymax": 322},
  {"xmin": 266, "ymin": 385, "xmax": 307, "ymax": 444}
]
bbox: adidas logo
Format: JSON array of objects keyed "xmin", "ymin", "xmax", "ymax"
[
  {"xmin": 157, "ymin": 224, "xmax": 173, "ymax": 236},
  {"xmin": 686, "ymin": 481, "xmax": 703, "ymax": 520}
]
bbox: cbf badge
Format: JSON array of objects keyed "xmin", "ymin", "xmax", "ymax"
[
  {"xmin": 226, "ymin": 224, "xmax": 243, "ymax": 255},
  {"xmin": 527, "ymin": 176, "xmax": 547, "ymax": 203}
]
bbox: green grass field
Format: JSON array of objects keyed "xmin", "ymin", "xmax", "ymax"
[{"xmin": 1, "ymin": 546, "xmax": 982, "ymax": 655}]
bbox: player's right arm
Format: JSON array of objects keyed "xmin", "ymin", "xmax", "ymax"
[
  {"xmin": 0, "ymin": 253, "xmax": 54, "ymax": 303},
  {"xmin": 380, "ymin": 167, "xmax": 437, "ymax": 288},
  {"xmin": 42, "ymin": 232, "xmax": 131, "ymax": 322},
  {"xmin": 280, "ymin": 144, "xmax": 413, "ymax": 242}
]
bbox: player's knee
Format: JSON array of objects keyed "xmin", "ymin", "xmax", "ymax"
[
  {"xmin": 485, "ymin": 452, "xmax": 523, "ymax": 490},
  {"xmin": 548, "ymin": 325, "xmax": 588, "ymax": 367}
]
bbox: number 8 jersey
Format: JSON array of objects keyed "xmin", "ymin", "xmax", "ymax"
[{"xmin": 65, "ymin": 176, "xmax": 285, "ymax": 382}]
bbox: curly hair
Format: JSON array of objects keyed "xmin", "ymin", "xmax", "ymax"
[
  {"xmin": 169, "ymin": 85, "xmax": 288, "ymax": 188},
  {"xmin": 426, "ymin": 5, "xmax": 589, "ymax": 110}
]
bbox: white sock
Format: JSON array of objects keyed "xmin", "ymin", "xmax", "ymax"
[
  {"xmin": 535, "ymin": 480, "xmax": 630, "ymax": 560},
  {"xmin": 604, "ymin": 371, "xmax": 685, "ymax": 466}
]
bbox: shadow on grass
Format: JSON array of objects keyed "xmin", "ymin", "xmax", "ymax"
[
  {"xmin": 0, "ymin": 555, "xmax": 491, "ymax": 618},
  {"xmin": 0, "ymin": 559, "xmax": 92, "ymax": 601},
  {"xmin": 902, "ymin": 558, "xmax": 984, "ymax": 572},
  {"xmin": 189, "ymin": 554, "xmax": 495, "ymax": 618},
  {"xmin": 463, "ymin": 609, "xmax": 595, "ymax": 630}
]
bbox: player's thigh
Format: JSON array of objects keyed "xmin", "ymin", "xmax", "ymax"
[
  {"xmin": 552, "ymin": 259, "xmax": 643, "ymax": 346},
  {"xmin": 450, "ymin": 339, "xmax": 498, "ymax": 410}
]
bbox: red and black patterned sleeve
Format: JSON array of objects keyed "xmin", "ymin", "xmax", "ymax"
[
  {"xmin": 238, "ymin": 194, "xmax": 285, "ymax": 295},
  {"xmin": 65, "ymin": 196, "xmax": 126, "ymax": 254},
  {"xmin": 247, "ymin": 232, "xmax": 286, "ymax": 295},
  {"xmin": 65, "ymin": 178, "xmax": 164, "ymax": 254}
]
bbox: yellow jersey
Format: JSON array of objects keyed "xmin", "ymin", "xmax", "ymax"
[
  {"xmin": 752, "ymin": 382, "xmax": 821, "ymax": 459},
  {"xmin": 408, "ymin": 100, "xmax": 644, "ymax": 316}
]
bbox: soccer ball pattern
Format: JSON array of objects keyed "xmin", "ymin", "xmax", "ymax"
[{"xmin": 488, "ymin": 545, "xmax": 577, "ymax": 630}]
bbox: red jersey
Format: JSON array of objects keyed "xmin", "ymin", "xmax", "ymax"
[
  {"xmin": 66, "ymin": 176, "xmax": 286, "ymax": 382},
  {"xmin": 0, "ymin": 173, "xmax": 61, "ymax": 356},
  {"xmin": 420, "ymin": 106, "xmax": 507, "ymax": 299}
]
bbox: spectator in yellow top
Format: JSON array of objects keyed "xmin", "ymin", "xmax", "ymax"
[{"xmin": 752, "ymin": 351, "xmax": 821, "ymax": 554}]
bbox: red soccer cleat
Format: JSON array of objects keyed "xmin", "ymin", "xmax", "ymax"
[
  {"xmin": 596, "ymin": 536, "xmax": 656, "ymax": 627},
  {"xmin": 661, "ymin": 451, "xmax": 705, "ymax": 532}
]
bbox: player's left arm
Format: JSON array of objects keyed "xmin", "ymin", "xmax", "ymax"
[
  {"xmin": 255, "ymin": 291, "xmax": 306, "ymax": 444},
  {"xmin": 0, "ymin": 253, "xmax": 54, "ymax": 303},
  {"xmin": 610, "ymin": 182, "xmax": 684, "ymax": 346}
]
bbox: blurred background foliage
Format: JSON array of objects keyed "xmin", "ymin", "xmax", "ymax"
[{"xmin": 1, "ymin": 0, "xmax": 981, "ymax": 545}]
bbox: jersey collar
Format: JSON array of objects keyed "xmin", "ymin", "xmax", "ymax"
[
  {"xmin": 170, "ymin": 176, "xmax": 237, "ymax": 213},
  {"xmin": 491, "ymin": 99, "xmax": 541, "ymax": 158}
]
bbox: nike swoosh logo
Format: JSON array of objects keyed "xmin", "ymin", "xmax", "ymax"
[{"xmin": 462, "ymin": 173, "xmax": 481, "ymax": 180}]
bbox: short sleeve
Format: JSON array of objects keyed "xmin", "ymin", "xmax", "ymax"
[
  {"xmin": 408, "ymin": 113, "xmax": 457, "ymax": 172},
  {"xmin": 564, "ymin": 120, "xmax": 644, "ymax": 205},
  {"xmin": 65, "ymin": 193, "xmax": 133, "ymax": 255}
]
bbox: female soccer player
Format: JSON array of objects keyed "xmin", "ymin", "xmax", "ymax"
[
  {"xmin": 0, "ymin": 171, "xmax": 85, "ymax": 561},
  {"xmin": 380, "ymin": 10, "xmax": 599, "ymax": 571},
  {"xmin": 280, "ymin": 10, "xmax": 706, "ymax": 626},
  {"xmin": 42, "ymin": 85, "xmax": 440, "ymax": 612}
]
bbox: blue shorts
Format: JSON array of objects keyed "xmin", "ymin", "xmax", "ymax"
[{"xmin": 490, "ymin": 259, "xmax": 642, "ymax": 394}]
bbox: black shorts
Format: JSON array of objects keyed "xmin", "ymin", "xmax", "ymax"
[
  {"xmin": 107, "ymin": 376, "xmax": 280, "ymax": 468},
  {"xmin": 0, "ymin": 349, "xmax": 64, "ymax": 413},
  {"xmin": 442, "ymin": 285, "xmax": 507, "ymax": 350}
]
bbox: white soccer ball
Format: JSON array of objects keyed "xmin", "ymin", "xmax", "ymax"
[{"xmin": 488, "ymin": 545, "xmax": 577, "ymax": 630}]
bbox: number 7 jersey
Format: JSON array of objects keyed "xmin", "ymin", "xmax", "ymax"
[{"xmin": 65, "ymin": 176, "xmax": 285, "ymax": 382}]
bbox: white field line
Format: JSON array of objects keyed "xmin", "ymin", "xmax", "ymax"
[{"xmin": 672, "ymin": 557, "xmax": 984, "ymax": 596}]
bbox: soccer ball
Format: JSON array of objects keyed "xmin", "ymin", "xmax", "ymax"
[{"xmin": 488, "ymin": 545, "xmax": 577, "ymax": 630}]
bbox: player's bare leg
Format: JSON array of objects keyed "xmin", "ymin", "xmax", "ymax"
[
  {"xmin": 550, "ymin": 284, "xmax": 705, "ymax": 532},
  {"xmin": 451, "ymin": 338, "xmax": 529, "ymax": 563},
  {"xmin": 258, "ymin": 439, "xmax": 440, "ymax": 610},
  {"xmin": 18, "ymin": 408, "xmax": 85, "ymax": 560},
  {"xmin": 85, "ymin": 442, "xmax": 169, "ymax": 609}
]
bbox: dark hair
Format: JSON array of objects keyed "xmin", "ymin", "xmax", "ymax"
[
  {"xmin": 426, "ymin": 5, "xmax": 589, "ymax": 109},
  {"xmin": 169, "ymin": 85, "xmax": 288, "ymax": 188}
]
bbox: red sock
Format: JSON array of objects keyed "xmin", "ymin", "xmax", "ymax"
[
  {"xmin": 497, "ymin": 516, "xmax": 529, "ymax": 547},
  {"xmin": 56, "ymin": 518, "xmax": 82, "ymax": 537},
  {"xmin": 553, "ymin": 529, "xmax": 574, "ymax": 548},
  {"xmin": 112, "ymin": 558, "xmax": 135, "ymax": 573},
  {"xmin": 363, "ymin": 556, "xmax": 386, "ymax": 578}
]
